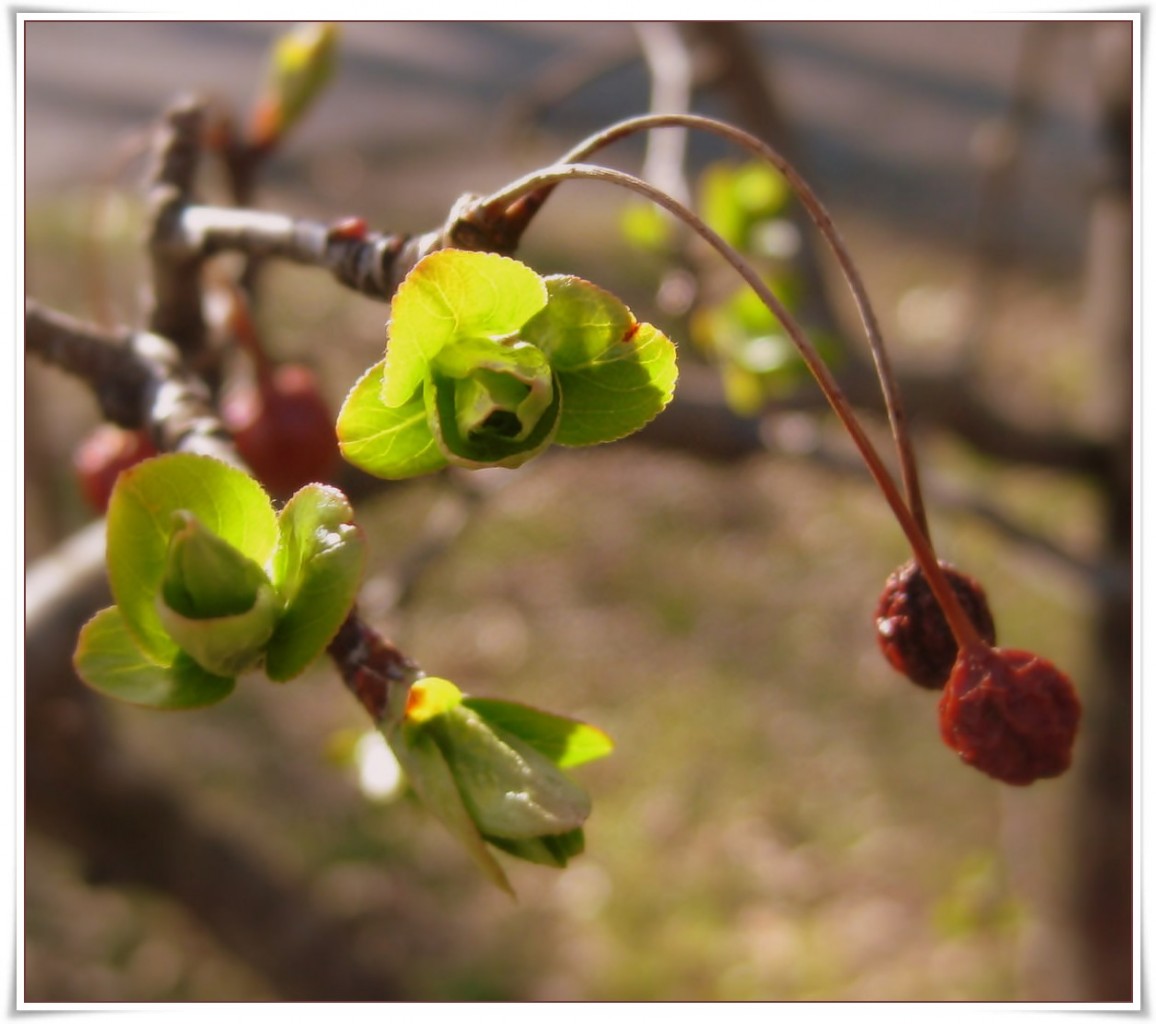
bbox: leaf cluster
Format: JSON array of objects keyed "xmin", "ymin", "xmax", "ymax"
[
  {"xmin": 74, "ymin": 454, "xmax": 365, "ymax": 708},
  {"xmin": 337, "ymin": 249, "xmax": 678, "ymax": 479}
]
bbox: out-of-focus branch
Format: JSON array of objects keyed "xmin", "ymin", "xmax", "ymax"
[
  {"xmin": 496, "ymin": 38, "xmax": 637, "ymax": 143},
  {"xmin": 146, "ymin": 97, "xmax": 209, "ymax": 356},
  {"xmin": 635, "ymin": 22, "xmax": 693, "ymax": 208},
  {"xmin": 1066, "ymin": 21, "xmax": 1134, "ymax": 1003},
  {"xmin": 956, "ymin": 22, "xmax": 1057, "ymax": 367},
  {"xmin": 25, "ymin": 299, "xmax": 241, "ymax": 466}
]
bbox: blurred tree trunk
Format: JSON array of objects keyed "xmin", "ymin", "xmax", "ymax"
[{"xmin": 1068, "ymin": 22, "xmax": 1133, "ymax": 1002}]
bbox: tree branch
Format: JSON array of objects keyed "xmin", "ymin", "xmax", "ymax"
[{"xmin": 25, "ymin": 299, "xmax": 242, "ymax": 466}]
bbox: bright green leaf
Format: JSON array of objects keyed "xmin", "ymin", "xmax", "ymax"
[
  {"xmin": 554, "ymin": 322, "xmax": 678, "ymax": 446},
  {"xmin": 380, "ymin": 249, "xmax": 549, "ymax": 408},
  {"xmin": 106, "ymin": 454, "xmax": 279, "ymax": 662},
  {"xmin": 522, "ymin": 276, "xmax": 635, "ymax": 372},
  {"xmin": 265, "ymin": 484, "xmax": 365, "ymax": 682},
  {"xmin": 74, "ymin": 607, "xmax": 235, "ymax": 710},
  {"xmin": 463, "ymin": 697, "xmax": 614, "ymax": 768},
  {"xmin": 336, "ymin": 360, "xmax": 448, "ymax": 479}
]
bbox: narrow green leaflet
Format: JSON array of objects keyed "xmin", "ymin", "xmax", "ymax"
[
  {"xmin": 425, "ymin": 705, "xmax": 591, "ymax": 840},
  {"xmin": 380, "ymin": 250, "xmax": 549, "ymax": 408},
  {"xmin": 106, "ymin": 454, "xmax": 279, "ymax": 661},
  {"xmin": 265, "ymin": 484, "xmax": 366, "ymax": 682},
  {"xmin": 336, "ymin": 360, "xmax": 448, "ymax": 479},
  {"xmin": 74, "ymin": 607, "xmax": 236, "ymax": 710},
  {"xmin": 485, "ymin": 829, "xmax": 585, "ymax": 869},
  {"xmin": 463, "ymin": 697, "xmax": 614, "ymax": 768},
  {"xmin": 390, "ymin": 719, "xmax": 515, "ymax": 895}
]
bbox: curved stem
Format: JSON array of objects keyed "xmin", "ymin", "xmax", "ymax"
[
  {"xmin": 557, "ymin": 112, "xmax": 931, "ymax": 539},
  {"xmin": 482, "ymin": 162, "xmax": 984, "ymax": 653}
]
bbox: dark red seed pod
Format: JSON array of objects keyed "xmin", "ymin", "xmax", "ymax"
[
  {"xmin": 73, "ymin": 425, "xmax": 158, "ymax": 514},
  {"xmin": 875, "ymin": 559, "xmax": 997, "ymax": 689},
  {"xmin": 223, "ymin": 364, "xmax": 339, "ymax": 498},
  {"xmin": 939, "ymin": 646, "xmax": 1081, "ymax": 785}
]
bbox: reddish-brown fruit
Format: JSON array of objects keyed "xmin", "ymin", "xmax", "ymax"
[
  {"xmin": 73, "ymin": 425, "xmax": 158, "ymax": 513},
  {"xmin": 875, "ymin": 560, "xmax": 997, "ymax": 689},
  {"xmin": 224, "ymin": 363, "xmax": 339, "ymax": 498},
  {"xmin": 938, "ymin": 646, "xmax": 1081, "ymax": 785}
]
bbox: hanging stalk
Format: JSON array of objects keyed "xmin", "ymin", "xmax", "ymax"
[
  {"xmin": 554, "ymin": 113, "xmax": 931, "ymax": 539},
  {"xmin": 480, "ymin": 162, "xmax": 984, "ymax": 654}
]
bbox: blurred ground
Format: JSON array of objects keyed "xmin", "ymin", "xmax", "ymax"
[{"xmin": 23, "ymin": 20, "xmax": 1126, "ymax": 1002}]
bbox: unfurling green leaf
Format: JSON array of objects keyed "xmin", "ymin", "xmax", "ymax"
[
  {"xmin": 265, "ymin": 484, "xmax": 366, "ymax": 682},
  {"xmin": 337, "ymin": 249, "xmax": 679, "ymax": 480},
  {"xmin": 379, "ymin": 249, "xmax": 549, "ymax": 409},
  {"xmin": 154, "ymin": 510, "xmax": 280, "ymax": 676},
  {"xmin": 106, "ymin": 454, "xmax": 279, "ymax": 662},
  {"xmin": 382, "ymin": 676, "xmax": 611, "ymax": 893}
]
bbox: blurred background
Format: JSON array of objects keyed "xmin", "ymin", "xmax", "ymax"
[{"xmin": 24, "ymin": 21, "xmax": 1133, "ymax": 1002}]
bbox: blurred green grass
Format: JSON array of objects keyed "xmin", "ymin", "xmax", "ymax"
[{"xmin": 24, "ymin": 171, "xmax": 1097, "ymax": 1001}]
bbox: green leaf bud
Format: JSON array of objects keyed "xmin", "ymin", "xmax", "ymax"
[
  {"xmin": 250, "ymin": 22, "xmax": 339, "ymax": 150},
  {"xmin": 383, "ymin": 676, "xmax": 612, "ymax": 893},
  {"xmin": 426, "ymin": 337, "xmax": 560, "ymax": 468},
  {"xmin": 160, "ymin": 511, "xmax": 272, "ymax": 619},
  {"xmin": 155, "ymin": 511, "xmax": 280, "ymax": 676}
]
